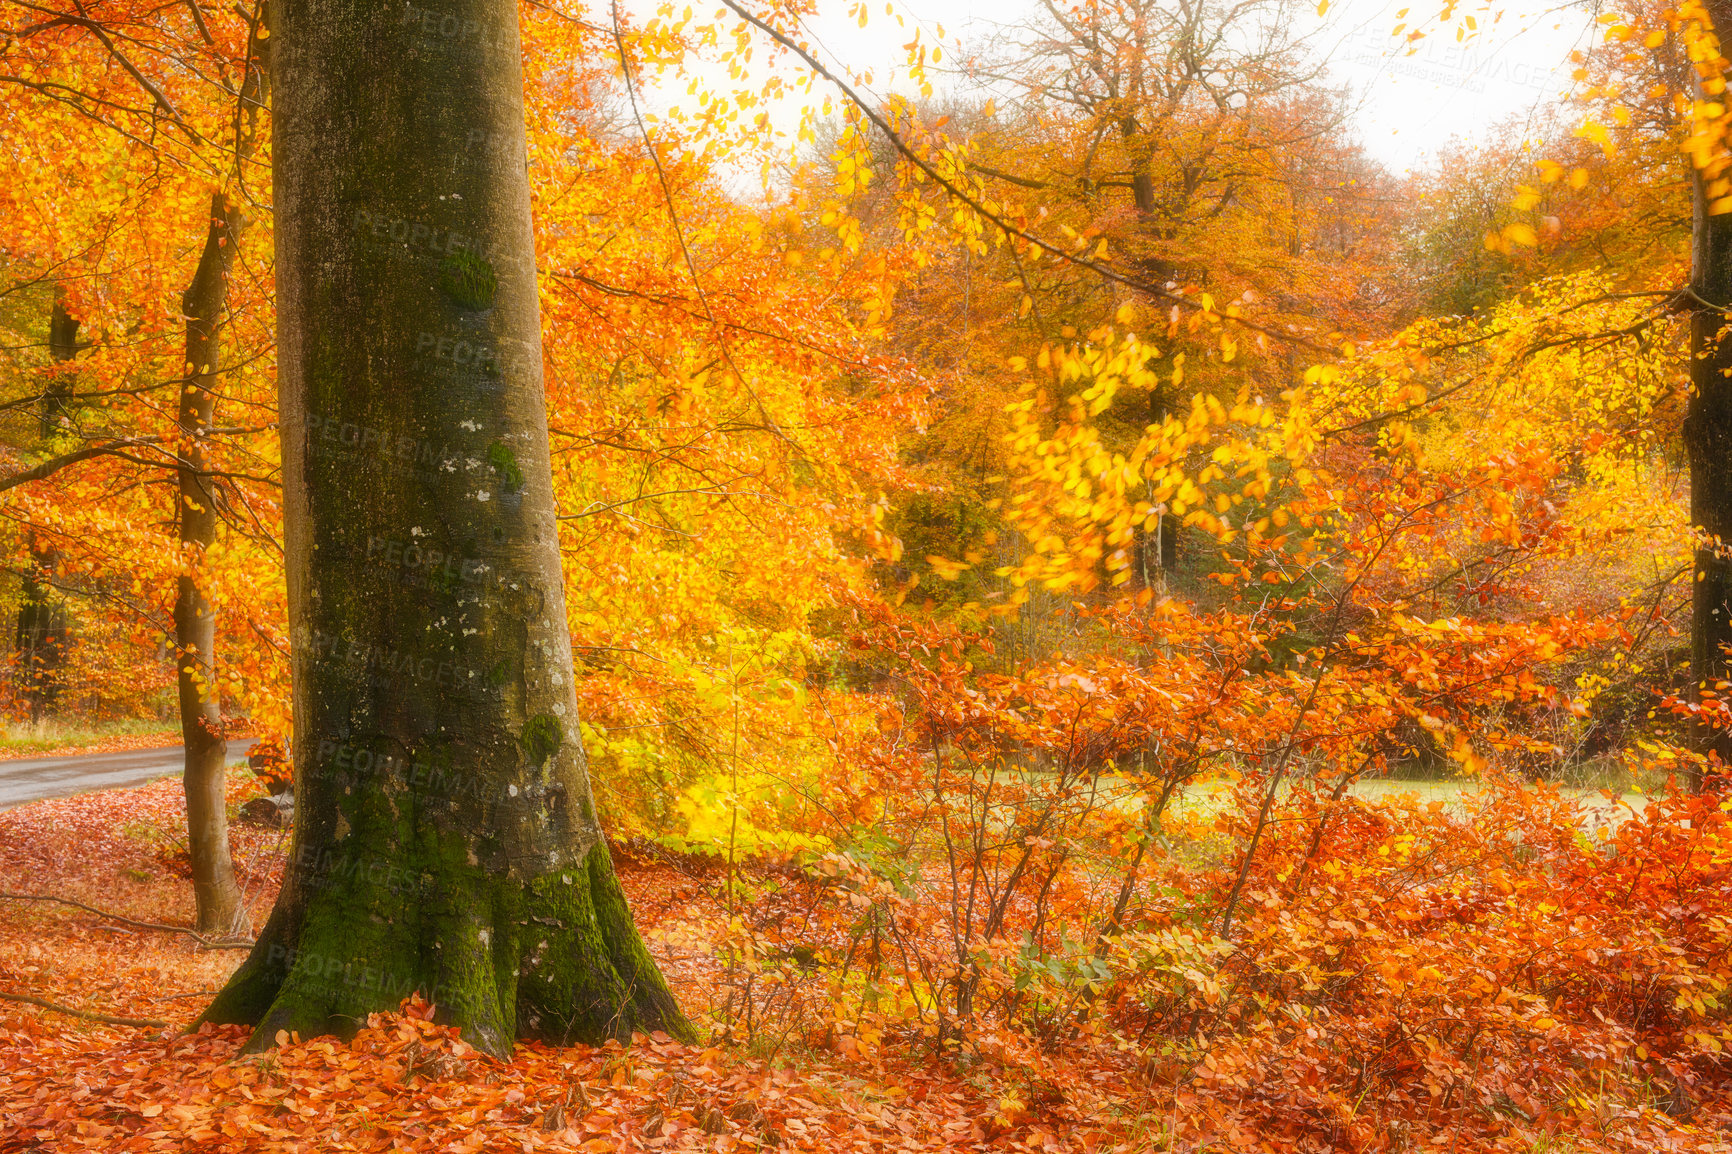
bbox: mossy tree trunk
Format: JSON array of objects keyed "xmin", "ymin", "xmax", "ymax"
[
  {"xmin": 177, "ymin": 190, "xmax": 246, "ymax": 936},
  {"xmin": 201, "ymin": 0, "xmax": 691, "ymax": 1054},
  {"xmin": 1688, "ymin": 5, "xmax": 1732, "ymax": 790}
]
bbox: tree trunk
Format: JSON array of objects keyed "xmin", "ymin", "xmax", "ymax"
[
  {"xmin": 14, "ymin": 557, "xmax": 66, "ymax": 721},
  {"xmin": 1113, "ymin": 112, "xmax": 1158, "ymax": 216},
  {"xmin": 43, "ymin": 298, "xmax": 78, "ymax": 435},
  {"xmin": 177, "ymin": 191, "xmax": 245, "ymax": 935},
  {"xmin": 14, "ymin": 299, "xmax": 79, "ymax": 720},
  {"xmin": 1118, "ymin": 117, "xmax": 1177, "ymax": 294},
  {"xmin": 1687, "ymin": 2, "xmax": 1732, "ymax": 790},
  {"xmin": 1134, "ymin": 382, "xmax": 1177, "ymax": 582},
  {"xmin": 201, "ymin": 0, "xmax": 691, "ymax": 1054}
]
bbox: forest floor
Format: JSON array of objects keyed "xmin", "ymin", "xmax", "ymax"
[
  {"xmin": 0, "ymin": 777, "xmax": 1146, "ymax": 1153},
  {"xmin": 2, "ymin": 772, "xmax": 1728, "ymax": 1153}
]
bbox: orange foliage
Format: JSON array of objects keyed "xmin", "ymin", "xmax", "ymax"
[{"xmin": 6, "ymin": 0, "xmax": 1732, "ymax": 1148}]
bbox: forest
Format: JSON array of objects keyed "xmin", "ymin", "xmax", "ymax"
[{"xmin": 0, "ymin": 0, "xmax": 1730, "ymax": 1148}]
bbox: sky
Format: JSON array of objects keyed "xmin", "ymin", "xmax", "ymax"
[
  {"xmin": 619, "ymin": 0, "xmax": 1598, "ymax": 178},
  {"xmin": 1317, "ymin": 0, "xmax": 1593, "ymax": 170}
]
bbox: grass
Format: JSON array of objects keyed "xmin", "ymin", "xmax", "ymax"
[
  {"xmin": 1157, "ymin": 774, "xmax": 1648, "ymax": 829},
  {"xmin": 0, "ymin": 716, "xmax": 179, "ymax": 757},
  {"xmin": 980, "ymin": 761, "xmax": 1652, "ymax": 837},
  {"xmin": 1348, "ymin": 776, "xmax": 1644, "ymax": 824}
]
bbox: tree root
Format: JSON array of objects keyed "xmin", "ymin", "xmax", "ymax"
[{"xmin": 0, "ymin": 990, "xmax": 168, "ymax": 1028}]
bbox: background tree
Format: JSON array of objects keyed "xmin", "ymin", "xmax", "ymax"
[
  {"xmin": 13, "ymin": 297, "xmax": 78, "ymax": 719},
  {"xmin": 0, "ymin": 0, "xmax": 288, "ymax": 927},
  {"xmin": 1686, "ymin": 0, "xmax": 1732, "ymax": 779},
  {"xmin": 175, "ymin": 10, "xmax": 270, "ymax": 938}
]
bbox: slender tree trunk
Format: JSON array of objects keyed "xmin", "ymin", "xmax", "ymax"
[
  {"xmin": 177, "ymin": 192, "xmax": 245, "ymax": 935},
  {"xmin": 14, "ymin": 300, "xmax": 79, "ymax": 720},
  {"xmin": 202, "ymin": 0, "xmax": 690, "ymax": 1054},
  {"xmin": 1687, "ymin": 4, "xmax": 1732, "ymax": 790},
  {"xmin": 1118, "ymin": 117, "xmax": 1179, "ymax": 301},
  {"xmin": 1133, "ymin": 382, "xmax": 1177, "ymax": 582}
]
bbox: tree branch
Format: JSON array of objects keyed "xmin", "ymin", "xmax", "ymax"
[
  {"xmin": 0, "ymin": 891, "xmax": 253, "ymax": 949},
  {"xmin": 0, "ymin": 436, "xmax": 169, "ymax": 494}
]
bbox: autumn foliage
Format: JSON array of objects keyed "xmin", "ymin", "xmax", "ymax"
[{"xmin": 5, "ymin": 0, "xmax": 1732, "ymax": 1148}]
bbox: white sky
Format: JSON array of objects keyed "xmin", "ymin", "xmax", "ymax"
[
  {"xmin": 1316, "ymin": 0, "xmax": 1593, "ymax": 170},
  {"xmin": 617, "ymin": 0, "xmax": 1596, "ymax": 178}
]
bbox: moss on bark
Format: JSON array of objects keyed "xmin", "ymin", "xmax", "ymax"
[
  {"xmin": 516, "ymin": 844, "xmax": 689, "ymax": 1044},
  {"xmin": 204, "ymin": 837, "xmax": 692, "ymax": 1055}
]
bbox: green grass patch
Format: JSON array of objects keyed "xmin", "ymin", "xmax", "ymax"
[{"xmin": 0, "ymin": 716, "xmax": 179, "ymax": 757}]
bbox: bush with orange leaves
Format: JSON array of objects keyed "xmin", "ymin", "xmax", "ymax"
[
  {"xmin": 698, "ymin": 403, "xmax": 1728, "ymax": 1149},
  {"xmin": 710, "ymin": 621, "xmax": 1729, "ymax": 1148}
]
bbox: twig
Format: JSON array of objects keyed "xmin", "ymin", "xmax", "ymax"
[
  {"xmin": 0, "ymin": 891, "xmax": 253, "ymax": 949},
  {"xmin": 610, "ymin": 3, "xmax": 796, "ymax": 444},
  {"xmin": 0, "ymin": 990, "xmax": 167, "ymax": 1028},
  {"xmin": 1217, "ymin": 485, "xmax": 1458, "ymax": 937}
]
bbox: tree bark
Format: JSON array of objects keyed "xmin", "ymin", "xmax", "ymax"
[
  {"xmin": 201, "ymin": 0, "xmax": 691, "ymax": 1054},
  {"xmin": 14, "ymin": 550, "xmax": 66, "ymax": 721},
  {"xmin": 1687, "ymin": 1, "xmax": 1732, "ymax": 789},
  {"xmin": 43, "ymin": 298, "xmax": 78, "ymax": 435},
  {"xmin": 14, "ymin": 299, "xmax": 79, "ymax": 720},
  {"xmin": 177, "ymin": 191, "xmax": 246, "ymax": 935},
  {"xmin": 1121, "ymin": 117, "xmax": 1157, "ymax": 218},
  {"xmin": 1134, "ymin": 382, "xmax": 1177, "ymax": 582}
]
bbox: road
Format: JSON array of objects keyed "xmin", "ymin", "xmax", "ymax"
[{"xmin": 0, "ymin": 738, "xmax": 255, "ymax": 810}]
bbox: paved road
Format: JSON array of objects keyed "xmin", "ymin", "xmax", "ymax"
[{"xmin": 0, "ymin": 738, "xmax": 255, "ymax": 809}]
